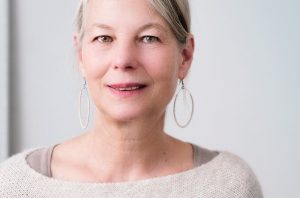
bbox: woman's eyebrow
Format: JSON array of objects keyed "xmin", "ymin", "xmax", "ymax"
[
  {"xmin": 138, "ymin": 22, "xmax": 169, "ymax": 33},
  {"xmin": 91, "ymin": 23, "xmax": 113, "ymax": 31},
  {"xmin": 90, "ymin": 22, "xmax": 168, "ymax": 33}
]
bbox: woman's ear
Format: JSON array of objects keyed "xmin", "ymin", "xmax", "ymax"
[
  {"xmin": 178, "ymin": 34, "xmax": 195, "ymax": 79},
  {"xmin": 74, "ymin": 33, "xmax": 87, "ymax": 77}
]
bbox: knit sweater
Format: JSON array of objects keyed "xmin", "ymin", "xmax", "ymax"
[{"xmin": 0, "ymin": 148, "xmax": 263, "ymax": 198}]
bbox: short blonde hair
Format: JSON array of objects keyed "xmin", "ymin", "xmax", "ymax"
[{"xmin": 75, "ymin": 0, "xmax": 191, "ymax": 44}]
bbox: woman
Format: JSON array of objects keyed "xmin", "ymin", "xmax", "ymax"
[{"xmin": 0, "ymin": 0, "xmax": 263, "ymax": 197}]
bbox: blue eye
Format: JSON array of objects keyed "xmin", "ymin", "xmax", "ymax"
[
  {"xmin": 142, "ymin": 36, "xmax": 159, "ymax": 43},
  {"xmin": 96, "ymin": 35, "xmax": 113, "ymax": 43}
]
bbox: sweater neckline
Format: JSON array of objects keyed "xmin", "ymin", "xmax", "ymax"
[{"xmin": 19, "ymin": 148, "xmax": 225, "ymax": 187}]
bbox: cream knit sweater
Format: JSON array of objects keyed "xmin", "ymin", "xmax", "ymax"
[{"xmin": 0, "ymin": 149, "xmax": 263, "ymax": 198}]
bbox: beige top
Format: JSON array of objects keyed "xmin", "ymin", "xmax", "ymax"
[
  {"xmin": 26, "ymin": 144, "xmax": 217, "ymax": 177},
  {"xmin": 0, "ymin": 145, "xmax": 263, "ymax": 197}
]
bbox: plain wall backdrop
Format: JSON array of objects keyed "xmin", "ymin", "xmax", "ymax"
[
  {"xmin": 0, "ymin": 0, "xmax": 9, "ymax": 160},
  {"xmin": 4, "ymin": 0, "xmax": 300, "ymax": 197}
]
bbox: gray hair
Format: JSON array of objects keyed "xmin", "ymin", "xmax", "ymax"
[{"xmin": 75, "ymin": 0, "xmax": 191, "ymax": 44}]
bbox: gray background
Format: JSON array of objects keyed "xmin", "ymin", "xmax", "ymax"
[
  {"xmin": 1, "ymin": 0, "xmax": 299, "ymax": 197},
  {"xmin": 0, "ymin": 0, "xmax": 9, "ymax": 162}
]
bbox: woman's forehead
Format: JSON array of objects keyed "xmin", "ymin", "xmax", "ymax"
[
  {"xmin": 86, "ymin": 0, "xmax": 153, "ymax": 15},
  {"xmin": 85, "ymin": 0, "xmax": 169, "ymax": 31}
]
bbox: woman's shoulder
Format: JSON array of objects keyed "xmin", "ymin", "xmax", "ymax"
[
  {"xmin": 0, "ymin": 148, "xmax": 47, "ymax": 196},
  {"xmin": 194, "ymin": 145, "xmax": 255, "ymax": 172},
  {"xmin": 194, "ymin": 146, "xmax": 263, "ymax": 197},
  {"xmin": 216, "ymin": 150, "xmax": 260, "ymax": 181}
]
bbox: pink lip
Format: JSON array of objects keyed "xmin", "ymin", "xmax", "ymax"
[
  {"xmin": 106, "ymin": 83, "xmax": 147, "ymax": 97},
  {"xmin": 108, "ymin": 83, "xmax": 146, "ymax": 89}
]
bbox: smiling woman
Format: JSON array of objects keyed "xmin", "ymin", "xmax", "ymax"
[{"xmin": 0, "ymin": 0, "xmax": 263, "ymax": 197}]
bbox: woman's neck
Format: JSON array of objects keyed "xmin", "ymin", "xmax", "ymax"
[
  {"xmin": 51, "ymin": 112, "xmax": 193, "ymax": 183},
  {"xmin": 83, "ymin": 113, "xmax": 171, "ymax": 181}
]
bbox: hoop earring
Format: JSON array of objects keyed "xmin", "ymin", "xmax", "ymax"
[
  {"xmin": 78, "ymin": 79, "xmax": 90, "ymax": 129},
  {"xmin": 173, "ymin": 79, "xmax": 194, "ymax": 128}
]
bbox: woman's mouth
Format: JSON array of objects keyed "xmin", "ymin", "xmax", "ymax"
[{"xmin": 107, "ymin": 83, "xmax": 147, "ymax": 97}]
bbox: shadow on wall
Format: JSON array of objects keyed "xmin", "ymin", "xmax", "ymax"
[{"xmin": 9, "ymin": 0, "xmax": 22, "ymax": 155}]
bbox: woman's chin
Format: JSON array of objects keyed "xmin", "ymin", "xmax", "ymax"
[
  {"xmin": 103, "ymin": 108, "xmax": 148, "ymax": 123},
  {"xmin": 110, "ymin": 116, "xmax": 143, "ymax": 124}
]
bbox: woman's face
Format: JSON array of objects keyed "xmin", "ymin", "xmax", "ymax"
[{"xmin": 76, "ymin": 0, "xmax": 193, "ymax": 122}]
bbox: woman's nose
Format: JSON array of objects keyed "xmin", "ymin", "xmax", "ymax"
[{"xmin": 112, "ymin": 40, "xmax": 138, "ymax": 71}]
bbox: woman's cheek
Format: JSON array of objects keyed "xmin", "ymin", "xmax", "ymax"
[
  {"xmin": 149, "ymin": 53, "xmax": 179, "ymax": 81},
  {"xmin": 83, "ymin": 49, "xmax": 110, "ymax": 78}
]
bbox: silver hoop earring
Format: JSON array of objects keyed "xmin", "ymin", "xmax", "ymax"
[
  {"xmin": 78, "ymin": 79, "xmax": 90, "ymax": 129},
  {"xmin": 173, "ymin": 79, "xmax": 194, "ymax": 128}
]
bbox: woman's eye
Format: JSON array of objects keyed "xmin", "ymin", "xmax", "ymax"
[
  {"xmin": 96, "ymin": 36, "xmax": 113, "ymax": 43},
  {"xmin": 142, "ymin": 36, "xmax": 159, "ymax": 43}
]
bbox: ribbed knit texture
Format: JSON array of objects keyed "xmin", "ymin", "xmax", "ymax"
[{"xmin": 0, "ymin": 149, "xmax": 263, "ymax": 198}]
